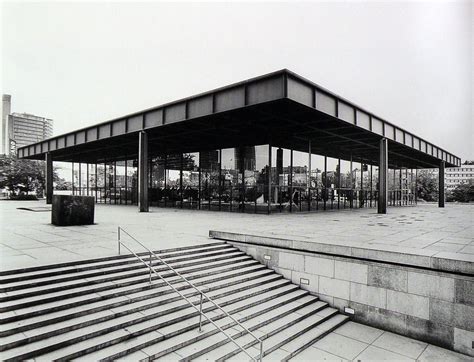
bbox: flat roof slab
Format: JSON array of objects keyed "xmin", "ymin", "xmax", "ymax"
[{"xmin": 18, "ymin": 69, "xmax": 460, "ymax": 168}]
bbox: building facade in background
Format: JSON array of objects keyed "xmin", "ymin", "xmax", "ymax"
[
  {"xmin": 445, "ymin": 164, "xmax": 474, "ymax": 190},
  {"xmin": 1, "ymin": 95, "xmax": 53, "ymax": 155}
]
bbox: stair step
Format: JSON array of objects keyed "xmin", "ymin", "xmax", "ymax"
[
  {"xmin": 0, "ymin": 241, "xmax": 352, "ymax": 362},
  {"xmin": 86, "ymin": 286, "xmax": 310, "ymax": 361},
  {"xmin": 0, "ymin": 257, "xmax": 260, "ymax": 332},
  {"xmin": 0, "ymin": 269, "xmax": 278, "ymax": 352},
  {"xmin": 213, "ymin": 302, "xmax": 334, "ymax": 361},
  {"xmin": 170, "ymin": 295, "xmax": 320, "ymax": 361},
  {"xmin": 0, "ymin": 253, "xmax": 251, "ymax": 312},
  {"xmin": 1, "ymin": 276, "xmax": 289, "ymax": 360},
  {"xmin": 0, "ymin": 242, "xmax": 227, "ymax": 277},
  {"xmin": 0, "ymin": 249, "xmax": 243, "ymax": 297},
  {"xmin": 0, "ymin": 244, "xmax": 233, "ymax": 288},
  {"xmin": 280, "ymin": 314, "xmax": 349, "ymax": 361}
]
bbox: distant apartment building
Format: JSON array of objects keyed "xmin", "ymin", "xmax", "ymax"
[
  {"xmin": 445, "ymin": 164, "xmax": 474, "ymax": 190},
  {"xmin": 1, "ymin": 95, "xmax": 53, "ymax": 155}
]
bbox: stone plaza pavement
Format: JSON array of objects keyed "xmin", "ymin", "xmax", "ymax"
[
  {"xmin": 1, "ymin": 200, "xmax": 473, "ymax": 271},
  {"xmin": 1, "ymin": 200, "xmax": 473, "ymax": 361}
]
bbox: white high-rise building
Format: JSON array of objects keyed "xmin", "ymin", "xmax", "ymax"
[
  {"xmin": 1, "ymin": 95, "xmax": 53, "ymax": 155},
  {"xmin": 445, "ymin": 165, "xmax": 474, "ymax": 190}
]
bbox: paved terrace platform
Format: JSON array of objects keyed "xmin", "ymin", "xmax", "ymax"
[
  {"xmin": 1, "ymin": 201, "xmax": 472, "ymax": 271},
  {"xmin": 1, "ymin": 201, "xmax": 473, "ymax": 361}
]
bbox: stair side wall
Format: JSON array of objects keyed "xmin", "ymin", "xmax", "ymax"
[{"xmin": 226, "ymin": 240, "xmax": 474, "ymax": 357}]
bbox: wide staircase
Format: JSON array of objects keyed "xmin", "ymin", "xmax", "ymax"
[{"xmin": 0, "ymin": 241, "xmax": 348, "ymax": 361}]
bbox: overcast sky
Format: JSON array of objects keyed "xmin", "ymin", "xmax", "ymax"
[{"xmin": 2, "ymin": 1, "xmax": 472, "ymax": 161}]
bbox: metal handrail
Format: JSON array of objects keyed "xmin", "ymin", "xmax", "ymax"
[{"xmin": 117, "ymin": 227, "xmax": 264, "ymax": 361}]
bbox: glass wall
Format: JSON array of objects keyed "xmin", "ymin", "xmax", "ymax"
[
  {"xmin": 108, "ymin": 142, "xmax": 382, "ymax": 213},
  {"xmin": 200, "ymin": 150, "xmax": 220, "ymax": 210},
  {"xmin": 182, "ymin": 152, "xmax": 200, "ymax": 209}
]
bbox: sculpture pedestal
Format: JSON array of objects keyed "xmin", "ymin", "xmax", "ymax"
[{"xmin": 52, "ymin": 195, "xmax": 95, "ymax": 226}]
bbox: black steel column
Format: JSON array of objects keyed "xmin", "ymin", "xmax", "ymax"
[
  {"xmin": 370, "ymin": 164, "xmax": 373, "ymax": 207},
  {"xmin": 308, "ymin": 141, "xmax": 312, "ymax": 211},
  {"xmin": 218, "ymin": 150, "xmax": 222, "ymax": 211},
  {"xmin": 79, "ymin": 163, "xmax": 82, "ymax": 196},
  {"xmin": 399, "ymin": 168, "xmax": 402, "ymax": 206},
  {"xmin": 138, "ymin": 131, "xmax": 149, "ymax": 212},
  {"xmin": 349, "ymin": 154, "xmax": 353, "ymax": 208},
  {"xmin": 71, "ymin": 162, "xmax": 74, "ymax": 195},
  {"xmin": 268, "ymin": 145, "xmax": 272, "ymax": 214},
  {"xmin": 95, "ymin": 163, "xmax": 98, "ymax": 203},
  {"xmin": 86, "ymin": 163, "xmax": 89, "ymax": 196},
  {"xmin": 415, "ymin": 168, "xmax": 418, "ymax": 204},
  {"xmin": 180, "ymin": 154, "xmax": 183, "ymax": 209},
  {"xmin": 439, "ymin": 161, "xmax": 445, "ymax": 208},
  {"xmin": 289, "ymin": 149, "xmax": 293, "ymax": 213},
  {"xmin": 323, "ymin": 156, "xmax": 327, "ymax": 210},
  {"xmin": 104, "ymin": 160, "xmax": 107, "ymax": 204},
  {"xmin": 113, "ymin": 161, "xmax": 117, "ymax": 204},
  {"xmin": 124, "ymin": 160, "xmax": 128, "ymax": 205},
  {"xmin": 360, "ymin": 159, "xmax": 364, "ymax": 208},
  {"xmin": 337, "ymin": 158, "xmax": 341, "ymax": 209},
  {"xmin": 378, "ymin": 138, "xmax": 388, "ymax": 214},
  {"xmin": 45, "ymin": 152, "xmax": 53, "ymax": 204}
]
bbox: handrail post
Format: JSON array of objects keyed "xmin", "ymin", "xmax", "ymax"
[
  {"xmin": 118, "ymin": 227, "xmax": 121, "ymax": 255},
  {"xmin": 199, "ymin": 292, "xmax": 203, "ymax": 332},
  {"xmin": 259, "ymin": 340, "xmax": 263, "ymax": 361},
  {"xmin": 149, "ymin": 251, "xmax": 152, "ymax": 284}
]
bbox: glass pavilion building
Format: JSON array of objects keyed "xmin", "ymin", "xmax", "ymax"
[{"xmin": 17, "ymin": 69, "xmax": 460, "ymax": 214}]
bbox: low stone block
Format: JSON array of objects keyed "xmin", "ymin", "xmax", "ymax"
[
  {"xmin": 430, "ymin": 299, "xmax": 454, "ymax": 326},
  {"xmin": 455, "ymin": 279, "xmax": 474, "ymax": 306},
  {"xmin": 291, "ymin": 270, "xmax": 318, "ymax": 294},
  {"xmin": 350, "ymin": 282, "xmax": 386, "ymax": 309},
  {"xmin": 405, "ymin": 315, "xmax": 454, "ymax": 351},
  {"xmin": 407, "ymin": 272, "xmax": 454, "ymax": 302},
  {"xmin": 368, "ymin": 265, "xmax": 407, "ymax": 292},
  {"xmin": 351, "ymin": 304, "xmax": 408, "ymax": 337},
  {"xmin": 333, "ymin": 297, "xmax": 350, "ymax": 313},
  {"xmin": 304, "ymin": 255, "xmax": 334, "ymax": 277},
  {"xmin": 386, "ymin": 290, "xmax": 430, "ymax": 320},
  {"xmin": 273, "ymin": 266, "xmax": 292, "ymax": 280},
  {"xmin": 255, "ymin": 247, "xmax": 279, "ymax": 269},
  {"xmin": 335, "ymin": 260, "xmax": 368, "ymax": 284},
  {"xmin": 279, "ymin": 252, "xmax": 304, "ymax": 272},
  {"xmin": 319, "ymin": 276, "xmax": 350, "ymax": 300},
  {"xmin": 454, "ymin": 303, "xmax": 474, "ymax": 331},
  {"xmin": 51, "ymin": 195, "xmax": 95, "ymax": 226},
  {"xmin": 454, "ymin": 327, "xmax": 474, "ymax": 357}
]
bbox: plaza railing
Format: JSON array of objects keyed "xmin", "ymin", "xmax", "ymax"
[{"xmin": 116, "ymin": 227, "xmax": 264, "ymax": 361}]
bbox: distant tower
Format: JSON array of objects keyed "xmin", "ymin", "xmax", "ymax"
[{"xmin": 1, "ymin": 94, "xmax": 11, "ymax": 155}]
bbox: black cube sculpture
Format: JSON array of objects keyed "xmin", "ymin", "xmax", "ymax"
[{"xmin": 52, "ymin": 195, "xmax": 95, "ymax": 226}]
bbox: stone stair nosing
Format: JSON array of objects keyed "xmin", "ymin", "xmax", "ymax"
[
  {"xmin": 0, "ymin": 262, "xmax": 267, "ymax": 338},
  {"xmin": 214, "ymin": 306, "xmax": 343, "ymax": 361},
  {"xmin": 49, "ymin": 280, "xmax": 296, "ymax": 362},
  {"xmin": 1, "ymin": 276, "xmax": 293, "ymax": 361},
  {"xmin": 0, "ymin": 243, "xmax": 231, "ymax": 285},
  {"xmin": 280, "ymin": 314, "xmax": 349, "ymax": 361},
  {"xmin": 0, "ymin": 241, "xmax": 227, "ymax": 277},
  {"xmin": 0, "ymin": 247, "xmax": 241, "ymax": 296},
  {"xmin": 100, "ymin": 290, "xmax": 317, "ymax": 361},
  {"xmin": 164, "ymin": 295, "xmax": 323, "ymax": 362},
  {"xmin": 0, "ymin": 257, "xmax": 259, "ymax": 327},
  {"xmin": 91, "ymin": 290, "xmax": 313, "ymax": 361},
  {"xmin": 0, "ymin": 252, "xmax": 252, "ymax": 313},
  {"xmin": 0, "ymin": 267, "xmax": 276, "ymax": 351},
  {"xmin": 0, "ymin": 241, "xmax": 351, "ymax": 362},
  {"xmin": 256, "ymin": 312, "xmax": 349, "ymax": 361}
]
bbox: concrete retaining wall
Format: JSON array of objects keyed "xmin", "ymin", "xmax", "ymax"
[{"xmin": 210, "ymin": 231, "xmax": 474, "ymax": 356}]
